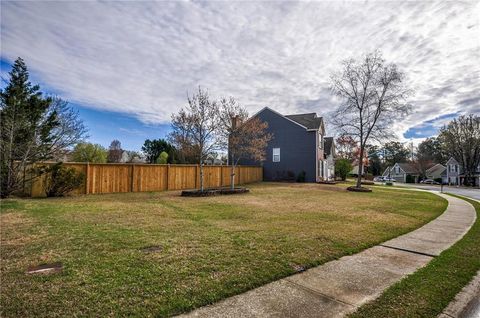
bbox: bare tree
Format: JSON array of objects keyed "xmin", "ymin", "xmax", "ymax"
[
  {"xmin": 169, "ymin": 87, "xmax": 220, "ymax": 192},
  {"xmin": 218, "ymin": 97, "xmax": 272, "ymax": 190},
  {"xmin": 330, "ymin": 51, "xmax": 411, "ymax": 189},
  {"xmin": 107, "ymin": 139, "xmax": 123, "ymax": 163},
  {"xmin": 438, "ymin": 114, "xmax": 480, "ymax": 186}
]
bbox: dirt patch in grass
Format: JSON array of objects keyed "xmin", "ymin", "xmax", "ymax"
[{"xmin": 1, "ymin": 182, "xmax": 447, "ymax": 317}]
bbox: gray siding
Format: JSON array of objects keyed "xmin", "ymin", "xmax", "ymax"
[{"xmin": 238, "ymin": 108, "xmax": 317, "ymax": 182}]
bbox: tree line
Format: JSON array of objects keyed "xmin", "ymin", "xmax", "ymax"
[
  {"xmin": 1, "ymin": 58, "xmax": 271, "ymax": 196},
  {"xmin": 334, "ymin": 116, "xmax": 480, "ymax": 186}
]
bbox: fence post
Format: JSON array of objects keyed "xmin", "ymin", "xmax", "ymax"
[
  {"xmin": 167, "ymin": 164, "xmax": 170, "ymax": 190},
  {"xmin": 195, "ymin": 165, "xmax": 198, "ymax": 189},
  {"xmin": 85, "ymin": 163, "xmax": 90, "ymax": 194},
  {"xmin": 220, "ymin": 165, "xmax": 223, "ymax": 188},
  {"xmin": 130, "ymin": 164, "xmax": 135, "ymax": 192}
]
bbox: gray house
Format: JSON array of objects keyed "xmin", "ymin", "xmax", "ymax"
[
  {"xmin": 425, "ymin": 163, "xmax": 447, "ymax": 183},
  {"xmin": 440, "ymin": 157, "xmax": 480, "ymax": 186},
  {"xmin": 443, "ymin": 157, "xmax": 461, "ymax": 185},
  {"xmin": 324, "ymin": 137, "xmax": 335, "ymax": 180},
  {"xmin": 238, "ymin": 107, "xmax": 333, "ymax": 182},
  {"xmin": 383, "ymin": 162, "xmax": 421, "ymax": 183}
]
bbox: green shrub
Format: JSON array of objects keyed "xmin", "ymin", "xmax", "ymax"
[
  {"xmin": 155, "ymin": 151, "xmax": 169, "ymax": 164},
  {"xmin": 296, "ymin": 171, "xmax": 306, "ymax": 182},
  {"xmin": 43, "ymin": 163, "xmax": 85, "ymax": 197},
  {"xmin": 386, "ymin": 182, "xmax": 393, "ymax": 186},
  {"xmin": 335, "ymin": 159, "xmax": 353, "ymax": 181}
]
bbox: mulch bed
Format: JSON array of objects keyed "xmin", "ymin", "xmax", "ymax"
[
  {"xmin": 347, "ymin": 186, "xmax": 373, "ymax": 192},
  {"xmin": 181, "ymin": 187, "xmax": 249, "ymax": 197}
]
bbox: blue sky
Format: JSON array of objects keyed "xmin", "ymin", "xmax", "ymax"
[
  {"xmin": 1, "ymin": 1, "xmax": 479, "ymax": 150},
  {"xmin": 1, "ymin": 58, "xmax": 170, "ymax": 150}
]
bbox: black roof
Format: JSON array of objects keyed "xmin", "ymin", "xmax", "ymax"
[
  {"xmin": 285, "ymin": 113, "xmax": 323, "ymax": 130},
  {"xmin": 324, "ymin": 137, "xmax": 334, "ymax": 156}
]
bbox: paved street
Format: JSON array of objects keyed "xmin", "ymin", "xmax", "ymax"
[{"xmin": 392, "ymin": 183, "xmax": 480, "ymax": 201}]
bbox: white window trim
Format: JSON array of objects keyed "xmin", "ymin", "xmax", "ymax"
[{"xmin": 273, "ymin": 148, "xmax": 280, "ymax": 162}]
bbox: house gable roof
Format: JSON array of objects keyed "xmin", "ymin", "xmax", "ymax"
[
  {"xmin": 446, "ymin": 157, "xmax": 459, "ymax": 165},
  {"xmin": 252, "ymin": 107, "xmax": 324, "ymax": 132},
  {"xmin": 285, "ymin": 113, "xmax": 324, "ymax": 130},
  {"xmin": 395, "ymin": 162, "xmax": 419, "ymax": 174},
  {"xmin": 252, "ymin": 107, "xmax": 308, "ymax": 130},
  {"xmin": 426, "ymin": 163, "xmax": 446, "ymax": 175}
]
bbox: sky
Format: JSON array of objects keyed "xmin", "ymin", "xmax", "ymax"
[{"xmin": 1, "ymin": 1, "xmax": 479, "ymax": 151}]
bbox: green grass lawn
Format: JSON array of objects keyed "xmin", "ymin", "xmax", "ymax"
[
  {"xmin": 350, "ymin": 194, "xmax": 480, "ymax": 318},
  {"xmin": 1, "ymin": 182, "xmax": 447, "ymax": 317}
]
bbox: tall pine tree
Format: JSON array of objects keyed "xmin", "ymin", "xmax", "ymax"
[{"xmin": 1, "ymin": 58, "xmax": 86, "ymax": 197}]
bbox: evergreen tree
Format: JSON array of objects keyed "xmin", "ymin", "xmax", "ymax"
[
  {"xmin": 141, "ymin": 138, "xmax": 175, "ymax": 163},
  {"xmin": 0, "ymin": 58, "xmax": 86, "ymax": 197}
]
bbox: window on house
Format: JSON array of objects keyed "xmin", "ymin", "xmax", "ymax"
[
  {"xmin": 273, "ymin": 148, "xmax": 280, "ymax": 162},
  {"xmin": 319, "ymin": 133, "xmax": 323, "ymax": 149}
]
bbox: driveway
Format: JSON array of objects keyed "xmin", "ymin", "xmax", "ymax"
[{"xmin": 394, "ymin": 183, "xmax": 480, "ymax": 201}]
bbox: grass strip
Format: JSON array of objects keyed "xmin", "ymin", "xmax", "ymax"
[{"xmin": 349, "ymin": 194, "xmax": 480, "ymax": 318}]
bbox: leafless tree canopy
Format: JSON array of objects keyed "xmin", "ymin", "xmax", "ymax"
[
  {"xmin": 218, "ymin": 97, "xmax": 272, "ymax": 189},
  {"xmin": 107, "ymin": 139, "xmax": 123, "ymax": 163},
  {"xmin": 330, "ymin": 51, "xmax": 411, "ymax": 188},
  {"xmin": 169, "ymin": 87, "xmax": 221, "ymax": 191}
]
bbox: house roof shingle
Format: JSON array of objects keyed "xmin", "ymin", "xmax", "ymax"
[
  {"xmin": 426, "ymin": 163, "xmax": 446, "ymax": 175},
  {"xmin": 397, "ymin": 163, "xmax": 419, "ymax": 174},
  {"xmin": 285, "ymin": 113, "xmax": 323, "ymax": 130}
]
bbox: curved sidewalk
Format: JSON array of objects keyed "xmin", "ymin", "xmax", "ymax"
[{"xmin": 178, "ymin": 192, "xmax": 476, "ymax": 318}]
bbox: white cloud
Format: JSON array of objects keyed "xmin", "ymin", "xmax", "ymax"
[{"xmin": 1, "ymin": 1, "xmax": 479, "ymax": 140}]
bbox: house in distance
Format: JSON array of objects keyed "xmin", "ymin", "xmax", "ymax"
[{"xmin": 236, "ymin": 107, "xmax": 335, "ymax": 183}]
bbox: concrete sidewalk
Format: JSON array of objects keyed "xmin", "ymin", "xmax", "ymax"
[{"xmin": 178, "ymin": 192, "xmax": 476, "ymax": 318}]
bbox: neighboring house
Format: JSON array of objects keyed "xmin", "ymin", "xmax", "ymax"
[
  {"xmin": 443, "ymin": 157, "xmax": 461, "ymax": 185},
  {"xmin": 236, "ymin": 107, "xmax": 331, "ymax": 182},
  {"xmin": 124, "ymin": 151, "xmax": 147, "ymax": 163},
  {"xmin": 54, "ymin": 149, "xmax": 73, "ymax": 162},
  {"xmin": 204, "ymin": 155, "xmax": 225, "ymax": 165},
  {"xmin": 384, "ymin": 157, "xmax": 479, "ymax": 187},
  {"xmin": 324, "ymin": 137, "xmax": 335, "ymax": 180},
  {"xmin": 425, "ymin": 163, "xmax": 447, "ymax": 183},
  {"xmin": 443, "ymin": 156, "xmax": 480, "ymax": 187},
  {"xmin": 382, "ymin": 162, "xmax": 420, "ymax": 183},
  {"xmin": 120, "ymin": 151, "xmax": 130, "ymax": 163},
  {"xmin": 349, "ymin": 148, "xmax": 369, "ymax": 177}
]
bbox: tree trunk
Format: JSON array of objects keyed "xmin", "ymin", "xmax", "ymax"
[
  {"xmin": 199, "ymin": 160, "xmax": 204, "ymax": 192},
  {"xmin": 356, "ymin": 146, "xmax": 364, "ymax": 188},
  {"xmin": 230, "ymin": 165, "xmax": 235, "ymax": 190}
]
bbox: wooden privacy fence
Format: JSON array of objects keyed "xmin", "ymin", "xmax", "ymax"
[{"xmin": 29, "ymin": 163, "xmax": 263, "ymax": 197}]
